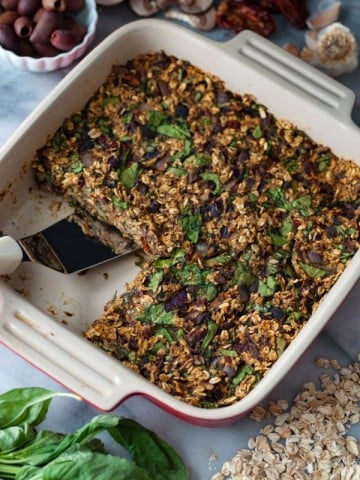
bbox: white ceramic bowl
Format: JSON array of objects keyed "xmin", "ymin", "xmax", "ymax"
[
  {"xmin": 0, "ymin": 20, "xmax": 359, "ymax": 426},
  {"xmin": 0, "ymin": 0, "xmax": 98, "ymax": 73}
]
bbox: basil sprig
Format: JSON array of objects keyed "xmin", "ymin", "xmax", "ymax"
[{"xmin": 0, "ymin": 387, "xmax": 189, "ymax": 480}]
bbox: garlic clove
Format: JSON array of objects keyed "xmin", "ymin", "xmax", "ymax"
[
  {"xmin": 165, "ymin": 6, "xmax": 216, "ymax": 30},
  {"xmin": 301, "ymin": 22, "xmax": 358, "ymax": 77},
  {"xmin": 306, "ymin": 0, "xmax": 341, "ymax": 30}
]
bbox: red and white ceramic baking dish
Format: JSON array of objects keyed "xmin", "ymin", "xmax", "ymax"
[{"xmin": 0, "ymin": 19, "xmax": 359, "ymax": 426}]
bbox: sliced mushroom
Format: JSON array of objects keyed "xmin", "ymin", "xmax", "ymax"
[
  {"xmin": 177, "ymin": 0, "xmax": 213, "ymax": 14},
  {"xmin": 156, "ymin": 0, "xmax": 177, "ymax": 10},
  {"xmin": 165, "ymin": 6, "xmax": 216, "ymax": 30},
  {"xmin": 129, "ymin": 0, "xmax": 160, "ymax": 16}
]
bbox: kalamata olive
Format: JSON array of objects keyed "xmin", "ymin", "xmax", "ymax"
[
  {"xmin": 0, "ymin": 23, "xmax": 19, "ymax": 52},
  {"xmin": 50, "ymin": 27, "xmax": 79, "ymax": 50},
  {"xmin": 61, "ymin": 15, "xmax": 86, "ymax": 39},
  {"xmin": 33, "ymin": 6, "xmax": 45, "ymax": 21},
  {"xmin": 29, "ymin": 9, "xmax": 61, "ymax": 43},
  {"xmin": 307, "ymin": 250, "xmax": 322, "ymax": 264},
  {"xmin": 18, "ymin": 37, "xmax": 33, "ymax": 55},
  {"xmin": 0, "ymin": 0, "xmax": 19, "ymax": 11},
  {"xmin": 42, "ymin": 0, "xmax": 66, "ymax": 11},
  {"xmin": 32, "ymin": 40, "xmax": 60, "ymax": 56},
  {"xmin": 0, "ymin": 10, "xmax": 18, "ymax": 25},
  {"xmin": 175, "ymin": 103, "xmax": 189, "ymax": 118},
  {"xmin": 14, "ymin": 15, "xmax": 34, "ymax": 37},
  {"xmin": 17, "ymin": 0, "xmax": 41, "ymax": 16}
]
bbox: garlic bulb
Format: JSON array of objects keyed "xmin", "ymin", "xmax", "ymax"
[{"xmin": 301, "ymin": 22, "xmax": 358, "ymax": 77}]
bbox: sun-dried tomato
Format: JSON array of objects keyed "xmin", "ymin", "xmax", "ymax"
[
  {"xmin": 216, "ymin": 0, "xmax": 276, "ymax": 36},
  {"xmin": 272, "ymin": 0, "xmax": 308, "ymax": 29}
]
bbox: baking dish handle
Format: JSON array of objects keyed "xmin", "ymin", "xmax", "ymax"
[
  {"xmin": 222, "ymin": 30, "xmax": 356, "ymax": 121},
  {"xmin": 0, "ymin": 282, "xmax": 136, "ymax": 411}
]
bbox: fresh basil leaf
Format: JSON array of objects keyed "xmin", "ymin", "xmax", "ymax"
[
  {"xmin": 18, "ymin": 447, "xmax": 151, "ymax": 480},
  {"xmin": 0, "ymin": 388, "xmax": 79, "ymax": 429},
  {"xmin": 0, "ymin": 424, "xmax": 36, "ymax": 453},
  {"xmin": 110, "ymin": 418, "xmax": 189, "ymax": 480},
  {"xmin": 0, "ymin": 430, "xmax": 65, "ymax": 466}
]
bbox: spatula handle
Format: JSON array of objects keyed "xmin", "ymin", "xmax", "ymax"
[{"xmin": 0, "ymin": 236, "xmax": 23, "ymax": 275}]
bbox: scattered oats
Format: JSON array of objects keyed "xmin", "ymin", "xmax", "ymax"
[{"xmin": 211, "ymin": 356, "xmax": 360, "ymax": 480}]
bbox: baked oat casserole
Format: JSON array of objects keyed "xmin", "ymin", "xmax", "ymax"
[{"xmin": 33, "ymin": 51, "xmax": 360, "ymax": 408}]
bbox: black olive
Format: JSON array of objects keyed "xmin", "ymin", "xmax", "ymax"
[{"xmin": 175, "ymin": 103, "xmax": 189, "ymax": 118}]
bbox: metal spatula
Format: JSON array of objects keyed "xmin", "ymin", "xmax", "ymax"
[{"xmin": 0, "ymin": 217, "xmax": 137, "ymax": 275}]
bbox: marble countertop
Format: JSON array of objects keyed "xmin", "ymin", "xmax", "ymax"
[{"xmin": 1, "ymin": 2, "xmax": 360, "ymax": 479}]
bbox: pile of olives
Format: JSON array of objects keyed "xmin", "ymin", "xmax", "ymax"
[{"xmin": 0, "ymin": 0, "xmax": 87, "ymax": 57}]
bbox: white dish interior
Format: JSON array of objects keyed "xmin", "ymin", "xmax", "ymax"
[{"xmin": 0, "ymin": 19, "xmax": 359, "ymax": 426}]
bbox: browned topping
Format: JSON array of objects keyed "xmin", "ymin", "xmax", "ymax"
[{"xmin": 32, "ymin": 51, "xmax": 360, "ymax": 408}]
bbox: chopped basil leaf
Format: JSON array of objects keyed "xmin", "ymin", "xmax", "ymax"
[
  {"xmin": 219, "ymin": 349, "xmax": 237, "ymax": 357},
  {"xmin": 198, "ymin": 283, "xmax": 218, "ymax": 302},
  {"xmin": 167, "ymin": 166, "xmax": 187, "ymax": 176},
  {"xmin": 180, "ymin": 211, "xmax": 202, "ymax": 244},
  {"xmin": 137, "ymin": 303, "xmax": 175, "ymax": 325},
  {"xmin": 300, "ymin": 262, "xmax": 328, "ymax": 278},
  {"xmin": 176, "ymin": 263, "xmax": 203, "ymax": 286},
  {"xmin": 148, "ymin": 270, "xmax": 164, "ymax": 293},
  {"xmin": 270, "ymin": 232, "xmax": 288, "ymax": 247},
  {"xmin": 119, "ymin": 163, "xmax": 142, "ymax": 190},
  {"xmin": 102, "ymin": 96, "xmax": 120, "ymax": 107},
  {"xmin": 153, "ymin": 249, "xmax": 185, "ymax": 269},
  {"xmin": 201, "ymin": 321, "xmax": 217, "ymax": 351},
  {"xmin": 267, "ymin": 187, "xmax": 292, "ymax": 211},
  {"xmin": 232, "ymin": 364, "xmax": 254, "ymax": 385},
  {"xmin": 201, "ymin": 172, "xmax": 223, "ymax": 194},
  {"xmin": 157, "ymin": 123, "xmax": 191, "ymax": 140},
  {"xmin": 185, "ymin": 153, "xmax": 211, "ymax": 168},
  {"xmin": 205, "ymin": 255, "xmax": 232, "ymax": 267},
  {"xmin": 155, "ymin": 327, "xmax": 174, "ymax": 344},
  {"xmin": 258, "ymin": 276, "xmax": 277, "ymax": 297},
  {"xmin": 252, "ymin": 124, "xmax": 263, "ymax": 139},
  {"xmin": 111, "ymin": 196, "xmax": 128, "ymax": 210},
  {"xmin": 317, "ymin": 154, "xmax": 331, "ymax": 172},
  {"xmin": 275, "ymin": 336, "xmax": 287, "ymax": 355},
  {"xmin": 68, "ymin": 158, "xmax": 83, "ymax": 173},
  {"xmin": 292, "ymin": 194, "xmax": 313, "ymax": 217}
]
